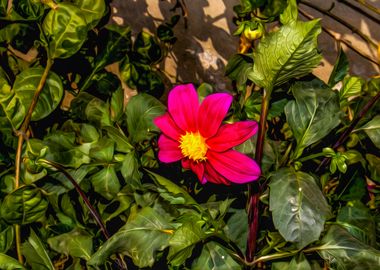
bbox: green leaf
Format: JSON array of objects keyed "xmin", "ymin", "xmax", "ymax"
[
  {"xmin": 366, "ymin": 154, "xmax": 380, "ymax": 183},
  {"xmin": 3, "ymin": 67, "xmax": 63, "ymax": 128},
  {"xmin": 355, "ymin": 115, "xmax": 380, "ymax": 149},
  {"xmin": 42, "ymin": 3, "xmax": 88, "ymax": 59},
  {"xmin": 0, "ymin": 253, "xmax": 26, "ymax": 270},
  {"xmin": 272, "ymin": 254, "xmax": 312, "ymax": 270},
  {"xmin": 13, "ymin": 0, "xmax": 45, "ymax": 19},
  {"xmin": 280, "ymin": 0, "xmax": 298, "ymax": 25},
  {"xmin": 48, "ymin": 229, "xmax": 93, "ymax": 260},
  {"xmin": 269, "ymin": 168, "xmax": 331, "ymax": 249},
  {"xmin": 133, "ymin": 31, "xmax": 162, "ymax": 64},
  {"xmin": 225, "ymin": 54, "xmax": 253, "ymax": 84},
  {"xmin": 224, "ymin": 209, "xmax": 248, "ymax": 252},
  {"xmin": 103, "ymin": 126, "xmax": 134, "ymax": 153},
  {"xmin": 318, "ymin": 225, "xmax": 380, "ymax": 269},
  {"xmin": 88, "ymin": 206, "xmax": 174, "ymax": 268},
  {"xmin": 248, "ymin": 20, "xmax": 322, "ymax": 91},
  {"xmin": 0, "ymin": 185, "xmax": 48, "ymax": 224},
  {"xmin": 110, "ymin": 87, "xmax": 124, "ymax": 122},
  {"xmin": 121, "ymin": 151, "xmax": 142, "ymax": 189},
  {"xmin": 85, "ymin": 95, "xmax": 111, "ymax": 127},
  {"xmin": 168, "ymin": 221, "xmax": 205, "ymax": 266},
  {"xmin": 90, "ymin": 165, "xmax": 120, "ymax": 200},
  {"xmin": 0, "ymin": 223, "xmax": 13, "ymax": 253},
  {"xmin": 328, "ymin": 47, "xmax": 349, "ymax": 87},
  {"xmin": 336, "ymin": 201, "xmax": 376, "ymax": 247},
  {"xmin": 147, "ymin": 170, "xmax": 197, "ymax": 205},
  {"xmin": 284, "ymin": 81, "xmax": 341, "ymax": 159},
  {"xmin": 89, "ymin": 137, "xmax": 114, "ymax": 162},
  {"xmin": 72, "ymin": 0, "xmax": 105, "ymax": 28},
  {"xmin": 126, "ymin": 93, "xmax": 165, "ymax": 144},
  {"xmin": 22, "ymin": 229, "xmax": 55, "ymax": 270},
  {"xmin": 339, "ymin": 76, "xmax": 364, "ymax": 106},
  {"xmin": 191, "ymin": 242, "xmax": 242, "ymax": 270}
]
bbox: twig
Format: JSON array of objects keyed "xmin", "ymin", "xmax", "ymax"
[
  {"xmin": 246, "ymin": 90, "xmax": 270, "ymax": 262},
  {"xmin": 337, "ymin": 0, "xmax": 380, "ymax": 24},
  {"xmin": 299, "ymin": 9, "xmax": 380, "ymax": 67},
  {"xmin": 299, "ymin": 0, "xmax": 377, "ymax": 49},
  {"xmin": 317, "ymin": 90, "xmax": 380, "ymax": 172}
]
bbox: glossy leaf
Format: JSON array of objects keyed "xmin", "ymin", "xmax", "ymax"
[
  {"xmin": 47, "ymin": 229, "xmax": 93, "ymax": 260},
  {"xmin": 42, "ymin": 3, "xmax": 88, "ymax": 59},
  {"xmin": 280, "ymin": 0, "xmax": 298, "ymax": 25},
  {"xmin": 272, "ymin": 254, "xmax": 313, "ymax": 270},
  {"xmin": 147, "ymin": 170, "xmax": 197, "ymax": 205},
  {"xmin": 328, "ymin": 47, "xmax": 349, "ymax": 87},
  {"xmin": 103, "ymin": 126, "xmax": 134, "ymax": 153},
  {"xmin": 318, "ymin": 225, "xmax": 380, "ymax": 269},
  {"xmin": 85, "ymin": 95, "xmax": 111, "ymax": 127},
  {"xmin": 133, "ymin": 31, "xmax": 162, "ymax": 64},
  {"xmin": 110, "ymin": 87, "xmax": 124, "ymax": 122},
  {"xmin": 0, "ymin": 223, "xmax": 13, "ymax": 253},
  {"xmin": 365, "ymin": 154, "xmax": 380, "ymax": 183},
  {"xmin": 72, "ymin": 0, "xmax": 105, "ymax": 28},
  {"xmin": 126, "ymin": 93, "xmax": 165, "ymax": 144},
  {"xmin": 89, "ymin": 137, "xmax": 114, "ymax": 162},
  {"xmin": 339, "ymin": 76, "xmax": 363, "ymax": 106},
  {"xmin": 90, "ymin": 165, "xmax": 120, "ymax": 200},
  {"xmin": 355, "ymin": 115, "xmax": 380, "ymax": 149},
  {"xmin": 22, "ymin": 230, "xmax": 54, "ymax": 270},
  {"xmin": 0, "ymin": 185, "xmax": 48, "ymax": 224},
  {"xmin": 88, "ymin": 206, "xmax": 174, "ymax": 268},
  {"xmin": 269, "ymin": 168, "xmax": 331, "ymax": 249},
  {"xmin": 191, "ymin": 242, "xmax": 242, "ymax": 270},
  {"xmin": 121, "ymin": 151, "xmax": 142, "ymax": 189},
  {"xmin": 336, "ymin": 201, "xmax": 376, "ymax": 246},
  {"xmin": 223, "ymin": 209, "xmax": 248, "ymax": 252},
  {"xmin": 168, "ymin": 221, "xmax": 205, "ymax": 266},
  {"xmin": 285, "ymin": 81, "xmax": 340, "ymax": 159},
  {"xmin": 248, "ymin": 20, "xmax": 322, "ymax": 91},
  {"xmin": 4, "ymin": 67, "xmax": 63, "ymax": 128},
  {"xmin": 0, "ymin": 253, "xmax": 25, "ymax": 270},
  {"xmin": 13, "ymin": 0, "xmax": 45, "ymax": 19}
]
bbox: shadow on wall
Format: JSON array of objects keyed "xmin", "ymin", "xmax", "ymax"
[{"xmin": 110, "ymin": 0, "xmax": 380, "ymax": 90}]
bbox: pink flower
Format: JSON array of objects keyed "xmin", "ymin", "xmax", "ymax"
[{"xmin": 154, "ymin": 84, "xmax": 261, "ymax": 185}]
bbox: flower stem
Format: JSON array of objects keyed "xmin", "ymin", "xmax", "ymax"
[
  {"xmin": 246, "ymin": 89, "xmax": 270, "ymax": 262},
  {"xmin": 317, "ymin": 90, "xmax": 380, "ymax": 172}
]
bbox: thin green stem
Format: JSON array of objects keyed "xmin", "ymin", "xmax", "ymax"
[
  {"xmin": 246, "ymin": 89, "xmax": 270, "ymax": 262},
  {"xmin": 297, "ymin": 152, "xmax": 326, "ymax": 163}
]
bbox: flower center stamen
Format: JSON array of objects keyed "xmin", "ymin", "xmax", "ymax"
[{"xmin": 179, "ymin": 132, "xmax": 207, "ymax": 162}]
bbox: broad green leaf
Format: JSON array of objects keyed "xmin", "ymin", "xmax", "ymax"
[
  {"xmin": 285, "ymin": 81, "xmax": 340, "ymax": 159},
  {"xmin": 133, "ymin": 31, "xmax": 162, "ymax": 64},
  {"xmin": 88, "ymin": 206, "xmax": 174, "ymax": 268},
  {"xmin": 89, "ymin": 137, "xmax": 114, "ymax": 162},
  {"xmin": 0, "ymin": 253, "xmax": 25, "ymax": 269},
  {"xmin": 42, "ymin": 3, "xmax": 88, "ymax": 59},
  {"xmin": 126, "ymin": 93, "xmax": 165, "ymax": 144},
  {"xmin": 121, "ymin": 151, "xmax": 142, "ymax": 189},
  {"xmin": 72, "ymin": 0, "xmax": 105, "ymax": 28},
  {"xmin": 22, "ymin": 229, "xmax": 54, "ymax": 270},
  {"xmin": 248, "ymin": 20, "xmax": 322, "ymax": 91},
  {"xmin": 85, "ymin": 96, "xmax": 111, "ymax": 127},
  {"xmin": 224, "ymin": 209, "xmax": 248, "ymax": 252},
  {"xmin": 0, "ymin": 185, "xmax": 48, "ymax": 224},
  {"xmin": 225, "ymin": 54, "xmax": 253, "ymax": 84},
  {"xmin": 168, "ymin": 221, "xmax": 205, "ymax": 266},
  {"xmin": 191, "ymin": 242, "xmax": 242, "ymax": 270},
  {"xmin": 318, "ymin": 225, "xmax": 380, "ymax": 269},
  {"xmin": 280, "ymin": 0, "xmax": 298, "ymax": 25},
  {"xmin": 355, "ymin": 115, "xmax": 380, "ymax": 149},
  {"xmin": 47, "ymin": 229, "xmax": 93, "ymax": 260},
  {"xmin": 13, "ymin": 0, "xmax": 45, "ymax": 19},
  {"xmin": 339, "ymin": 76, "xmax": 364, "ymax": 106},
  {"xmin": 4, "ymin": 67, "xmax": 63, "ymax": 128},
  {"xmin": 269, "ymin": 168, "xmax": 331, "ymax": 249},
  {"xmin": 328, "ymin": 47, "xmax": 349, "ymax": 87},
  {"xmin": 110, "ymin": 87, "xmax": 124, "ymax": 122},
  {"xmin": 0, "ymin": 223, "xmax": 13, "ymax": 253},
  {"xmin": 336, "ymin": 201, "xmax": 376, "ymax": 247},
  {"xmin": 90, "ymin": 165, "xmax": 120, "ymax": 200},
  {"xmin": 272, "ymin": 254, "xmax": 312, "ymax": 270},
  {"xmin": 101, "ymin": 192, "xmax": 133, "ymax": 223},
  {"xmin": 103, "ymin": 126, "xmax": 134, "ymax": 153},
  {"xmin": 147, "ymin": 170, "xmax": 197, "ymax": 205}
]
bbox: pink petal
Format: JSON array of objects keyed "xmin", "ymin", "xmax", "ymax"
[
  {"xmin": 154, "ymin": 113, "xmax": 183, "ymax": 140},
  {"xmin": 189, "ymin": 161, "xmax": 205, "ymax": 183},
  {"xmin": 204, "ymin": 162, "xmax": 230, "ymax": 185},
  {"xmin": 168, "ymin": 84, "xmax": 199, "ymax": 132},
  {"xmin": 198, "ymin": 93, "xmax": 233, "ymax": 138},
  {"xmin": 207, "ymin": 150, "xmax": 261, "ymax": 184},
  {"xmin": 181, "ymin": 159, "xmax": 191, "ymax": 169},
  {"xmin": 157, "ymin": 135, "xmax": 183, "ymax": 163},
  {"xmin": 207, "ymin": 121, "xmax": 258, "ymax": 152}
]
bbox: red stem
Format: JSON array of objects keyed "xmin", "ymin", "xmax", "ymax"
[{"xmin": 246, "ymin": 91, "xmax": 269, "ymax": 262}]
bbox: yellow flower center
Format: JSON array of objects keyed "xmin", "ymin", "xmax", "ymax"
[{"xmin": 179, "ymin": 132, "xmax": 208, "ymax": 162}]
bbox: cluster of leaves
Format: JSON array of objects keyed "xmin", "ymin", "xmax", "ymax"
[{"xmin": 0, "ymin": 0, "xmax": 379, "ymax": 269}]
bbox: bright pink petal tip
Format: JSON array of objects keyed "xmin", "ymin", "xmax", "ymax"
[
  {"xmin": 207, "ymin": 121, "xmax": 258, "ymax": 152},
  {"xmin": 198, "ymin": 93, "xmax": 233, "ymax": 138},
  {"xmin": 157, "ymin": 135, "xmax": 183, "ymax": 163},
  {"xmin": 168, "ymin": 84, "xmax": 199, "ymax": 132},
  {"xmin": 207, "ymin": 150, "xmax": 261, "ymax": 184},
  {"xmin": 154, "ymin": 113, "xmax": 182, "ymax": 140}
]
